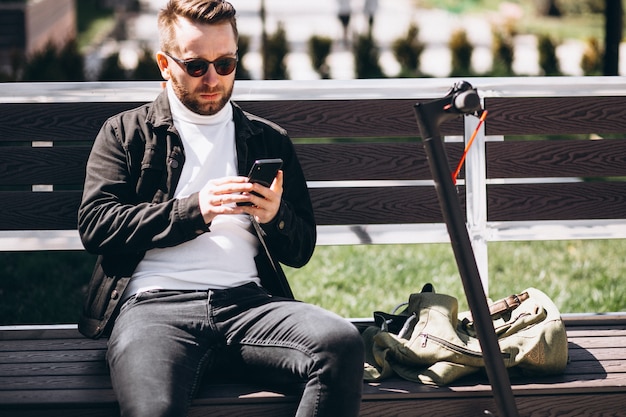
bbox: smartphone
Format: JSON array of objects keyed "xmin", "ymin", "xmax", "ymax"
[{"xmin": 237, "ymin": 158, "xmax": 283, "ymax": 206}]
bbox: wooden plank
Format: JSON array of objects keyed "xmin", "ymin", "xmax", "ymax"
[
  {"xmin": 487, "ymin": 182, "xmax": 626, "ymax": 222},
  {"xmin": 2, "ymin": 392, "xmax": 625, "ymax": 417},
  {"xmin": 0, "ymin": 387, "xmax": 118, "ymax": 406},
  {"xmin": 0, "ymin": 102, "xmax": 144, "ymax": 143},
  {"xmin": 486, "ymin": 139, "xmax": 626, "ymax": 179},
  {"xmin": 567, "ymin": 347, "xmax": 626, "ymax": 362},
  {"xmin": 567, "ymin": 328, "xmax": 626, "ymax": 338},
  {"xmin": 0, "ymin": 337, "xmax": 107, "ymax": 352},
  {"xmin": 238, "ymin": 99, "xmax": 463, "ymax": 138},
  {"xmin": 567, "ymin": 335, "xmax": 626, "ymax": 349},
  {"xmin": 0, "ymin": 142, "xmax": 462, "ymax": 186},
  {"xmin": 0, "ymin": 191, "xmax": 81, "ymax": 230},
  {"xmin": 0, "ymin": 99, "xmax": 463, "ymax": 144},
  {"xmin": 0, "ymin": 361, "xmax": 108, "ymax": 377},
  {"xmin": 0, "ymin": 349, "xmax": 105, "ymax": 364},
  {"xmin": 1, "ymin": 374, "xmax": 112, "ymax": 390},
  {"xmin": 1, "ymin": 407, "xmax": 119, "ymax": 417},
  {"xmin": 484, "ymin": 96, "xmax": 626, "ymax": 135},
  {"xmin": 359, "ymin": 393, "xmax": 626, "ymax": 417},
  {"xmin": 295, "ymin": 142, "xmax": 463, "ymax": 181},
  {"xmin": 0, "ymin": 147, "xmax": 90, "ymax": 186},
  {"xmin": 310, "ymin": 186, "xmax": 465, "ymax": 225},
  {"xmin": 0, "ymin": 327, "xmax": 84, "ymax": 341},
  {"xmin": 0, "ymin": 185, "xmax": 463, "ymax": 229},
  {"xmin": 561, "ymin": 359, "xmax": 626, "ymax": 375}
]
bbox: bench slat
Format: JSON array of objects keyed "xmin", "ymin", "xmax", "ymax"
[
  {"xmin": 0, "ymin": 102, "xmax": 143, "ymax": 143},
  {"xmin": 486, "ymin": 139, "xmax": 626, "ymax": 179},
  {"xmin": 0, "ymin": 99, "xmax": 464, "ymax": 144},
  {"xmin": 0, "ymin": 143, "xmax": 463, "ymax": 185},
  {"xmin": 484, "ymin": 96, "xmax": 626, "ymax": 135},
  {"xmin": 0, "ymin": 186, "xmax": 463, "ymax": 229},
  {"xmin": 0, "ymin": 361, "xmax": 107, "ymax": 377},
  {"xmin": 0, "ymin": 191, "xmax": 80, "ymax": 230},
  {"xmin": 0, "ymin": 147, "xmax": 90, "ymax": 186},
  {"xmin": 296, "ymin": 142, "xmax": 463, "ymax": 181},
  {"xmin": 487, "ymin": 182, "xmax": 626, "ymax": 221},
  {"xmin": 239, "ymin": 99, "xmax": 463, "ymax": 138},
  {"xmin": 310, "ymin": 186, "xmax": 461, "ymax": 225}
]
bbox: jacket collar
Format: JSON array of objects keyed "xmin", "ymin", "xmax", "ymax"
[
  {"xmin": 145, "ymin": 89, "xmax": 262, "ymax": 176},
  {"xmin": 146, "ymin": 89, "xmax": 176, "ymax": 132}
]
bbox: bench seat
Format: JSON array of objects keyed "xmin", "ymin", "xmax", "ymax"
[{"xmin": 1, "ymin": 314, "xmax": 625, "ymax": 416}]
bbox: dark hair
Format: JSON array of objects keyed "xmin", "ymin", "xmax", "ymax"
[{"xmin": 158, "ymin": 0, "xmax": 238, "ymax": 52}]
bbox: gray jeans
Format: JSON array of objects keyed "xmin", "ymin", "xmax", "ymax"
[{"xmin": 107, "ymin": 283, "xmax": 364, "ymax": 417}]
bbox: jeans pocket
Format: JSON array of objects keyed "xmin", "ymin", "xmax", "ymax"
[{"xmin": 118, "ymin": 294, "xmax": 139, "ymax": 315}]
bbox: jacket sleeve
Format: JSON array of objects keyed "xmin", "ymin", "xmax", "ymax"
[
  {"xmin": 78, "ymin": 116, "xmax": 208, "ymax": 255},
  {"xmin": 260, "ymin": 135, "xmax": 317, "ymax": 269}
]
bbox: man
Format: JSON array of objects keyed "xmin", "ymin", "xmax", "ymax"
[{"xmin": 77, "ymin": 1, "xmax": 364, "ymax": 416}]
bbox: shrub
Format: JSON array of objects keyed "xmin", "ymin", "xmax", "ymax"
[
  {"xmin": 308, "ymin": 35, "xmax": 333, "ymax": 79},
  {"xmin": 353, "ymin": 32, "xmax": 384, "ymax": 79},
  {"xmin": 392, "ymin": 24, "xmax": 424, "ymax": 77},
  {"xmin": 449, "ymin": 28, "xmax": 473, "ymax": 76},
  {"xmin": 263, "ymin": 22, "xmax": 289, "ymax": 80},
  {"xmin": 538, "ymin": 34, "xmax": 561, "ymax": 76},
  {"xmin": 491, "ymin": 30, "xmax": 515, "ymax": 76},
  {"xmin": 581, "ymin": 37, "xmax": 603, "ymax": 76}
]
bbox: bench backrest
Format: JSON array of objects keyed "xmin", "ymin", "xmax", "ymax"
[{"xmin": 1, "ymin": 78, "xmax": 626, "ymax": 282}]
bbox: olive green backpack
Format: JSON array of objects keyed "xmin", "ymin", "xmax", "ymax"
[{"xmin": 362, "ymin": 284, "xmax": 569, "ymax": 385}]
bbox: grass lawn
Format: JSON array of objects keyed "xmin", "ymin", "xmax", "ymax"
[
  {"xmin": 1, "ymin": 239, "xmax": 623, "ymax": 325},
  {"xmin": 416, "ymin": 0, "xmax": 605, "ymax": 41},
  {"xmin": 286, "ymin": 239, "xmax": 626, "ymax": 318}
]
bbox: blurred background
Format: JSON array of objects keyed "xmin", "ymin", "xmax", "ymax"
[{"xmin": 0, "ymin": 0, "xmax": 623, "ymax": 82}]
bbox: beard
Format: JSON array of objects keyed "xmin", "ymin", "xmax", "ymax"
[{"xmin": 170, "ymin": 75, "xmax": 234, "ymax": 116}]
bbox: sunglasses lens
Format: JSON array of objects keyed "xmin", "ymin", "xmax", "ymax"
[
  {"xmin": 185, "ymin": 60, "xmax": 209, "ymax": 77},
  {"xmin": 214, "ymin": 58, "xmax": 237, "ymax": 76}
]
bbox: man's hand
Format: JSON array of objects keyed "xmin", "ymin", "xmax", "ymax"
[
  {"xmin": 244, "ymin": 170, "xmax": 283, "ymax": 224},
  {"xmin": 198, "ymin": 171, "xmax": 283, "ymax": 225}
]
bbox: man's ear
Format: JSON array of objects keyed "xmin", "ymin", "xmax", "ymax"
[{"xmin": 156, "ymin": 52, "xmax": 171, "ymax": 80}]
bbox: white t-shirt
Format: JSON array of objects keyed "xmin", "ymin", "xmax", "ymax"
[{"xmin": 123, "ymin": 82, "xmax": 260, "ymax": 299}]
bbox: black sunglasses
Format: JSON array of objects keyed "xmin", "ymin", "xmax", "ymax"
[{"xmin": 164, "ymin": 52, "xmax": 238, "ymax": 77}]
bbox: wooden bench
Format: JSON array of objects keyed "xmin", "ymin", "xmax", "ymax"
[{"xmin": 1, "ymin": 78, "xmax": 625, "ymax": 416}]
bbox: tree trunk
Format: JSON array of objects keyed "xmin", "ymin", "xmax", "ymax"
[{"xmin": 604, "ymin": 0, "xmax": 623, "ymax": 76}]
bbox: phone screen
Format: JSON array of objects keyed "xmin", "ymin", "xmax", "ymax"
[
  {"xmin": 247, "ymin": 158, "xmax": 283, "ymax": 187},
  {"xmin": 237, "ymin": 158, "xmax": 283, "ymax": 206}
]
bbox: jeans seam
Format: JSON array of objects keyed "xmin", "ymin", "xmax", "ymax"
[
  {"xmin": 238, "ymin": 338, "xmax": 321, "ymax": 416},
  {"xmin": 187, "ymin": 348, "xmax": 213, "ymax": 407}
]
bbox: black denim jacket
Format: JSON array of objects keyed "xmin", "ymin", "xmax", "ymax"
[{"xmin": 77, "ymin": 90, "xmax": 316, "ymax": 339}]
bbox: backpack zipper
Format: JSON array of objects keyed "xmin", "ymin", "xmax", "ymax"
[{"xmin": 420, "ymin": 333, "xmax": 511, "ymax": 359}]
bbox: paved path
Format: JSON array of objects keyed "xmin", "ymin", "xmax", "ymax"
[{"xmin": 129, "ymin": 0, "xmax": 607, "ymax": 80}]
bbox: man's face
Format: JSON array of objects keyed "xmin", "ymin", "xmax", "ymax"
[{"xmin": 157, "ymin": 17, "xmax": 237, "ymax": 116}]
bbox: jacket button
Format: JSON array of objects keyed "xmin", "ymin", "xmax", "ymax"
[
  {"xmin": 111, "ymin": 290, "xmax": 119, "ymax": 300},
  {"xmin": 278, "ymin": 220, "xmax": 285, "ymax": 230},
  {"xmin": 169, "ymin": 159, "xmax": 179, "ymax": 169}
]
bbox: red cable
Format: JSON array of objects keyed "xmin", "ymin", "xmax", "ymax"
[{"xmin": 452, "ymin": 110, "xmax": 488, "ymax": 185}]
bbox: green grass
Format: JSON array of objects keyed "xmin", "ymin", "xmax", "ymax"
[
  {"xmin": 416, "ymin": 0, "xmax": 605, "ymax": 42},
  {"xmin": 1, "ymin": 239, "xmax": 624, "ymax": 325},
  {"xmin": 286, "ymin": 239, "xmax": 626, "ymax": 318}
]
